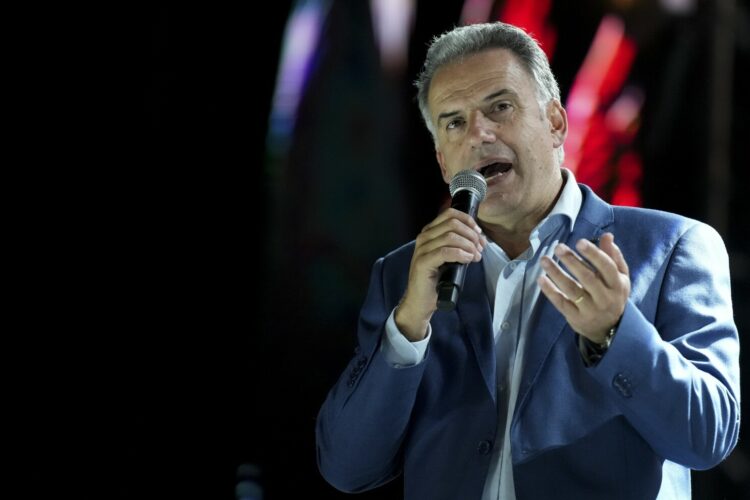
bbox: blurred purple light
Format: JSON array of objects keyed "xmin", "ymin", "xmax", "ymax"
[
  {"xmin": 267, "ymin": 0, "xmax": 332, "ymax": 156},
  {"xmin": 370, "ymin": 0, "xmax": 415, "ymax": 73}
]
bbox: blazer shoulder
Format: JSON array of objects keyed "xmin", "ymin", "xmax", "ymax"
[
  {"xmin": 380, "ymin": 240, "xmax": 416, "ymax": 268},
  {"xmin": 607, "ymin": 206, "xmax": 730, "ymax": 275},
  {"xmin": 611, "ymin": 205, "xmax": 709, "ymax": 240},
  {"xmin": 366, "ymin": 241, "xmax": 415, "ymax": 303},
  {"xmin": 578, "ymin": 183, "xmax": 713, "ymax": 242}
]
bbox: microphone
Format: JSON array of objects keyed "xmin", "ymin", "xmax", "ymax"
[{"xmin": 436, "ymin": 169, "xmax": 487, "ymax": 311}]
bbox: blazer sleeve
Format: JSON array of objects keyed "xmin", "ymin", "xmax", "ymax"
[
  {"xmin": 315, "ymin": 256, "xmax": 428, "ymax": 492},
  {"xmin": 588, "ymin": 222, "xmax": 740, "ymax": 469}
]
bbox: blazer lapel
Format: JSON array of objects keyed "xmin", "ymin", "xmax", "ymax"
[
  {"xmin": 514, "ymin": 184, "xmax": 614, "ymax": 417},
  {"xmin": 455, "ymin": 260, "xmax": 496, "ymax": 403}
]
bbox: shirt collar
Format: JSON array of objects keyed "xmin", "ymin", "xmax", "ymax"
[
  {"xmin": 532, "ymin": 167, "xmax": 582, "ymax": 243},
  {"xmin": 483, "ymin": 168, "xmax": 582, "ymax": 263}
]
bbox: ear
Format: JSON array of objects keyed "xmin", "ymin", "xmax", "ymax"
[
  {"xmin": 436, "ymin": 149, "xmax": 451, "ymax": 184},
  {"xmin": 547, "ymin": 99, "xmax": 568, "ymax": 149}
]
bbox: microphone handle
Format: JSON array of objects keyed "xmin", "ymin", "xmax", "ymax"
[{"xmin": 436, "ymin": 189, "xmax": 482, "ymax": 311}]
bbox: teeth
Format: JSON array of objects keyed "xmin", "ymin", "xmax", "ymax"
[{"xmin": 479, "ymin": 162, "xmax": 511, "ymax": 179}]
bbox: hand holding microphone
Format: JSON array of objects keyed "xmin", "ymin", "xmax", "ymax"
[
  {"xmin": 436, "ymin": 170, "xmax": 488, "ymax": 310},
  {"xmin": 394, "ymin": 170, "xmax": 487, "ymax": 340}
]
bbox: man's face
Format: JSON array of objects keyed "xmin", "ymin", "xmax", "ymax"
[{"xmin": 428, "ymin": 48, "xmax": 567, "ymax": 228}]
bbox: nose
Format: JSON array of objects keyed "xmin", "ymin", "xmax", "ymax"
[{"xmin": 467, "ymin": 110, "xmax": 497, "ymax": 147}]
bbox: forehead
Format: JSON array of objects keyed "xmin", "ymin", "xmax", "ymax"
[{"xmin": 427, "ymin": 48, "xmax": 536, "ymax": 112}]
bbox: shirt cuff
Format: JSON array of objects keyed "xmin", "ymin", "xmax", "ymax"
[{"xmin": 380, "ymin": 308, "xmax": 431, "ymax": 367}]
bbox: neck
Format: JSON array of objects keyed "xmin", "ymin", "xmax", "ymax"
[
  {"xmin": 481, "ymin": 224, "xmax": 534, "ymax": 260},
  {"xmin": 480, "ymin": 176, "xmax": 565, "ymax": 260}
]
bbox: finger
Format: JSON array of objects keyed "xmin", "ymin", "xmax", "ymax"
[
  {"xmin": 422, "ymin": 208, "xmax": 483, "ymax": 236},
  {"xmin": 416, "ymin": 217, "xmax": 485, "ymax": 262},
  {"xmin": 540, "ymin": 255, "xmax": 585, "ymax": 302},
  {"xmin": 411, "ymin": 242, "xmax": 478, "ymax": 273},
  {"xmin": 418, "ymin": 230, "xmax": 485, "ymax": 262},
  {"xmin": 572, "ymin": 239, "xmax": 620, "ymax": 289},
  {"xmin": 427, "ymin": 246, "xmax": 479, "ymax": 266},
  {"xmin": 418, "ymin": 216, "xmax": 485, "ymax": 254},
  {"xmin": 598, "ymin": 232, "xmax": 629, "ymax": 275},
  {"xmin": 421, "ymin": 211, "xmax": 484, "ymax": 248},
  {"xmin": 554, "ymin": 243, "xmax": 609, "ymax": 298},
  {"xmin": 538, "ymin": 274, "xmax": 579, "ymax": 316}
]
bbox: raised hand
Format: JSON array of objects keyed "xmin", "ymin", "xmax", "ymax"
[{"xmin": 537, "ymin": 232, "xmax": 630, "ymax": 344}]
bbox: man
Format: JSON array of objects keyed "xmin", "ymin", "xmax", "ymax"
[{"xmin": 316, "ymin": 22, "xmax": 739, "ymax": 499}]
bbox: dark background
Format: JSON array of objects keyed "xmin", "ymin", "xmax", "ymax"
[{"xmin": 144, "ymin": 1, "xmax": 749, "ymax": 498}]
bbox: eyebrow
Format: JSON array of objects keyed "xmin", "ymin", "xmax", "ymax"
[
  {"xmin": 436, "ymin": 89, "xmax": 516, "ymax": 125},
  {"xmin": 483, "ymin": 89, "xmax": 514, "ymax": 102}
]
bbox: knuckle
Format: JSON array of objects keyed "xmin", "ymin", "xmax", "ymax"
[
  {"xmin": 448, "ymin": 231, "xmax": 463, "ymax": 244},
  {"xmin": 583, "ymin": 267, "xmax": 597, "ymax": 281}
]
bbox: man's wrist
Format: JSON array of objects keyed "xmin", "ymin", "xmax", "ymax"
[
  {"xmin": 579, "ymin": 318, "xmax": 621, "ymax": 367},
  {"xmin": 595, "ymin": 324, "xmax": 617, "ymax": 349},
  {"xmin": 394, "ymin": 302, "xmax": 430, "ymax": 341}
]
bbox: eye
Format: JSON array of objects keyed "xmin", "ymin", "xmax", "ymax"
[
  {"xmin": 491, "ymin": 101, "xmax": 511, "ymax": 113},
  {"xmin": 446, "ymin": 118, "xmax": 464, "ymax": 131}
]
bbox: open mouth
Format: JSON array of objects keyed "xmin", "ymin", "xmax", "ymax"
[{"xmin": 478, "ymin": 162, "xmax": 512, "ymax": 179}]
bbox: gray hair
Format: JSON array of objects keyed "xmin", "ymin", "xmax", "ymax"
[{"xmin": 414, "ymin": 22, "xmax": 564, "ymax": 163}]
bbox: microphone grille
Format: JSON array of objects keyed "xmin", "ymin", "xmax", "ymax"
[{"xmin": 449, "ymin": 169, "xmax": 487, "ymax": 200}]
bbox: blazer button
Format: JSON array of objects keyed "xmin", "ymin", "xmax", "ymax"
[
  {"xmin": 477, "ymin": 440, "xmax": 493, "ymax": 456},
  {"xmin": 612, "ymin": 373, "xmax": 633, "ymax": 398}
]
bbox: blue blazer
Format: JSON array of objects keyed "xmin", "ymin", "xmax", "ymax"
[{"xmin": 316, "ymin": 185, "xmax": 740, "ymax": 499}]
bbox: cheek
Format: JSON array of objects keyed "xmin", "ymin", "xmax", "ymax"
[
  {"xmin": 445, "ymin": 146, "xmax": 466, "ymax": 167},
  {"xmin": 526, "ymin": 138, "xmax": 555, "ymax": 173}
]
